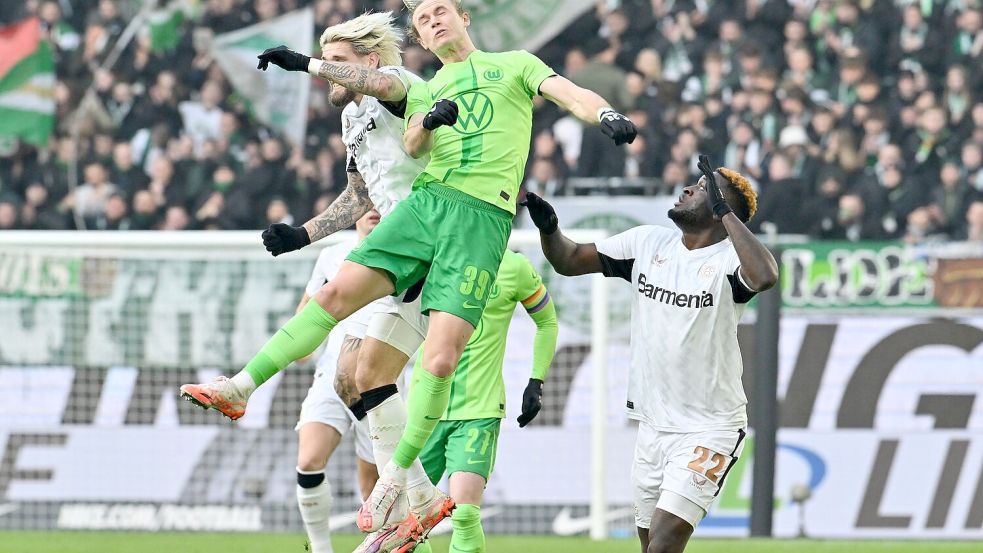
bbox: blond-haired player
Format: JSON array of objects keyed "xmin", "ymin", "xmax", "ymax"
[
  {"xmin": 523, "ymin": 155, "xmax": 778, "ymax": 553},
  {"xmin": 184, "ymin": 1, "xmax": 638, "ymax": 551},
  {"xmin": 180, "ymin": 12, "xmax": 440, "ymax": 551}
]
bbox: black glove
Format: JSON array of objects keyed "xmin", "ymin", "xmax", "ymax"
[
  {"xmin": 598, "ymin": 108, "xmax": 637, "ymax": 145},
  {"xmin": 519, "ymin": 192, "xmax": 558, "ymax": 235},
  {"xmin": 698, "ymin": 154, "xmax": 732, "ymax": 219},
  {"xmin": 517, "ymin": 378, "xmax": 544, "ymax": 428},
  {"xmin": 262, "ymin": 223, "xmax": 311, "ymax": 256},
  {"xmin": 422, "ymin": 99, "xmax": 458, "ymax": 130},
  {"xmin": 257, "ymin": 45, "xmax": 310, "ymax": 72}
]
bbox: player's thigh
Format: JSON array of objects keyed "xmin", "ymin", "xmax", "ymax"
[
  {"xmin": 645, "ymin": 507, "xmax": 694, "ymax": 553},
  {"xmin": 422, "ymin": 194, "xmax": 510, "ymax": 329},
  {"xmin": 443, "ymin": 418, "xmax": 500, "ymax": 494},
  {"xmin": 312, "ymin": 262, "xmax": 395, "ymax": 320},
  {"xmin": 297, "ymin": 422, "xmax": 344, "ymax": 472},
  {"xmin": 355, "ymin": 458, "xmax": 378, "ymax": 502},
  {"xmin": 658, "ymin": 429, "xmax": 747, "ymax": 528},
  {"xmin": 355, "ymin": 335, "xmax": 411, "ymax": 392},
  {"xmin": 420, "ymin": 312, "xmax": 476, "ymax": 377},
  {"xmin": 449, "ymin": 471, "xmax": 486, "ymax": 506}
]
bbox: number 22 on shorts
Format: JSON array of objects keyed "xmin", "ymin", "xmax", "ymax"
[
  {"xmin": 460, "ymin": 265, "xmax": 492, "ymax": 308},
  {"xmin": 687, "ymin": 446, "xmax": 729, "ymax": 484}
]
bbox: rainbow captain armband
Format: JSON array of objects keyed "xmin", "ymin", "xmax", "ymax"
[{"xmin": 521, "ymin": 285, "xmax": 551, "ymax": 314}]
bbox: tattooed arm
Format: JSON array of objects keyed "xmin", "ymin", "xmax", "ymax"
[
  {"xmin": 257, "ymin": 46, "xmax": 408, "ymax": 102},
  {"xmin": 311, "ymin": 60, "xmax": 407, "ymax": 102},
  {"xmin": 303, "ymin": 169, "xmax": 374, "ymax": 243}
]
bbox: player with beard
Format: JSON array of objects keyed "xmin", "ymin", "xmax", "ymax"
[{"xmin": 522, "ymin": 155, "xmax": 778, "ymax": 553}]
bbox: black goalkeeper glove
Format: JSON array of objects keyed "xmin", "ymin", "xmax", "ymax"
[
  {"xmin": 257, "ymin": 45, "xmax": 311, "ymax": 72},
  {"xmin": 262, "ymin": 223, "xmax": 311, "ymax": 256},
  {"xmin": 598, "ymin": 108, "xmax": 637, "ymax": 145},
  {"xmin": 517, "ymin": 378, "xmax": 544, "ymax": 428},
  {"xmin": 519, "ymin": 192, "xmax": 559, "ymax": 235},
  {"xmin": 422, "ymin": 99, "xmax": 458, "ymax": 130},
  {"xmin": 698, "ymin": 154, "xmax": 732, "ymax": 220}
]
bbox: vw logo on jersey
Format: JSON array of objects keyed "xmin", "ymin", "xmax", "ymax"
[
  {"xmin": 484, "ymin": 68, "xmax": 503, "ymax": 81},
  {"xmin": 451, "ymin": 91, "xmax": 494, "ymax": 135}
]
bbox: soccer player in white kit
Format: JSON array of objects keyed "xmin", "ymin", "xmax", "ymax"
[
  {"xmin": 522, "ymin": 155, "xmax": 779, "ymax": 553},
  {"xmin": 294, "ymin": 210, "xmax": 382, "ymax": 553},
  {"xmin": 179, "ymin": 11, "xmax": 449, "ymax": 551}
]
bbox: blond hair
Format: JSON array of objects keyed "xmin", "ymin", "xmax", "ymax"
[
  {"xmin": 319, "ymin": 11, "xmax": 403, "ymax": 68},
  {"xmin": 717, "ymin": 167, "xmax": 758, "ymax": 222}
]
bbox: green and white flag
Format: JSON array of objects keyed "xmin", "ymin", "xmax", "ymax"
[
  {"xmin": 466, "ymin": 0, "xmax": 594, "ymax": 53},
  {"xmin": 210, "ymin": 8, "xmax": 313, "ymax": 145},
  {"xmin": 0, "ymin": 17, "xmax": 56, "ymax": 146}
]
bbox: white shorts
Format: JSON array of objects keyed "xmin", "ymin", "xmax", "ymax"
[
  {"xmin": 632, "ymin": 421, "xmax": 747, "ymax": 529},
  {"xmin": 295, "ymin": 369, "xmax": 374, "ymax": 464},
  {"xmin": 365, "ymin": 294, "xmax": 428, "ymax": 358}
]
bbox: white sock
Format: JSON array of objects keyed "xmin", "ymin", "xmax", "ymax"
[
  {"xmin": 297, "ymin": 470, "xmax": 333, "ymax": 553},
  {"xmin": 367, "ymin": 394, "xmax": 408, "ymax": 468},
  {"xmin": 367, "ymin": 395, "xmax": 435, "ymax": 509},
  {"xmin": 230, "ymin": 371, "xmax": 257, "ymax": 395}
]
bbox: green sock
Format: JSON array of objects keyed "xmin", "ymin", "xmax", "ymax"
[
  {"xmin": 413, "ymin": 541, "xmax": 433, "ymax": 553},
  {"xmin": 450, "ymin": 504, "xmax": 484, "ymax": 552},
  {"xmin": 392, "ymin": 369, "xmax": 452, "ymax": 468},
  {"xmin": 242, "ymin": 300, "xmax": 338, "ymax": 386}
]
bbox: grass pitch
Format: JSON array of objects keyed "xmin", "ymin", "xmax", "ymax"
[{"xmin": 1, "ymin": 532, "xmax": 980, "ymax": 553}]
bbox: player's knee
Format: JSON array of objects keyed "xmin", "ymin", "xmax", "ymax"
[
  {"xmin": 645, "ymin": 537, "xmax": 682, "ymax": 553},
  {"xmin": 313, "ymin": 283, "xmax": 350, "ymax": 318},
  {"xmin": 355, "ymin": 362, "xmax": 386, "ymax": 392},
  {"xmin": 297, "ymin": 453, "xmax": 328, "ymax": 474},
  {"xmin": 422, "ymin": 350, "xmax": 460, "ymax": 377}
]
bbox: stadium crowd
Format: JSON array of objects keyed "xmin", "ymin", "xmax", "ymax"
[{"xmin": 0, "ymin": 0, "xmax": 981, "ymax": 243}]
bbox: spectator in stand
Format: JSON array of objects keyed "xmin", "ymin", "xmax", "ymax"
[
  {"xmin": 73, "ymin": 162, "xmax": 118, "ymax": 223},
  {"xmin": 751, "ymin": 151, "xmax": 807, "ymax": 235},
  {"xmin": 111, "ymin": 141, "xmax": 149, "ymax": 201},
  {"xmin": 961, "ymin": 201, "xmax": 983, "ymax": 242},
  {"xmin": 0, "ymin": 199, "xmax": 19, "ymax": 230},
  {"xmin": 962, "ymin": 142, "xmax": 983, "ymax": 193},
  {"xmin": 94, "ymin": 194, "xmax": 130, "ymax": 230},
  {"xmin": 162, "ymin": 205, "xmax": 191, "ymax": 231}
]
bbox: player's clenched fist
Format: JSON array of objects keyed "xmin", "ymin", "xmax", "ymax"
[
  {"xmin": 517, "ymin": 378, "xmax": 544, "ymax": 428},
  {"xmin": 519, "ymin": 192, "xmax": 559, "ymax": 235},
  {"xmin": 262, "ymin": 223, "xmax": 311, "ymax": 256},
  {"xmin": 598, "ymin": 108, "xmax": 637, "ymax": 145},
  {"xmin": 422, "ymin": 99, "xmax": 459, "ymax": 130},
  {"xmin": 257, "ymin": 45, "xmax": 310, "ymax": 72}
]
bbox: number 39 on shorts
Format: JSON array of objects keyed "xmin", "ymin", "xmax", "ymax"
[{"xmin": 460, "ymin": 265, "xmax": 493, "ymax": 300}]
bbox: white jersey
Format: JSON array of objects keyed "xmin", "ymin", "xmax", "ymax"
[
  {"xmin": 306, "ymin": 238, "xmax": 378, "ymax": 374},
  {"xmin": 341, "ymin": 66, "xmax": 428, "ymax": 217},
  {"xmin": 596, "ymin": 225, "xmax": 756, "ymax": 432}
]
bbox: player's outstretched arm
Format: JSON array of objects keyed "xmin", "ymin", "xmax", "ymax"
[
  {"xmin": 521, "ymin": 192, "xmax": 603, "ymax": 276},
  {"xmin": 256, "ymin": 46, "xmax": 407, "ymax": 102},
  {"xmin": 516, "ymin": 280, "xmax": 558, "ymax": 428},
  {"xmin": 262, "ymin": 170, "xmax": 373, "ymax": 256},
  {"xmin": 538, "ymin": 75, "xmax": 637, "ymax": 145},
  {"xmin": 698, "ymin": 155, "xmax": 779, "ymax": 291}
]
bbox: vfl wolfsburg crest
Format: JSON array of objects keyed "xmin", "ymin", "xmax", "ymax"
[
  {"xmin": 451, "ymin": 91, "xmax": 494, "ymax": 134},
  {"xmin": 484, "ymin": 68, "xmax": 502, "ymax": 81}
]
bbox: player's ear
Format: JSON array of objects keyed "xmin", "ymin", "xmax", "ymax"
[
  {"xmin": 368, "ymin": 51, "xmax": 380, "ymax": 69},
  {"xmin": 462, "ymin": 10, "xmax": 471, "ymax": 27}
]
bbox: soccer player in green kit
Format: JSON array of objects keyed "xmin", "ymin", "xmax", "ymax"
[
  {"xmin": 179, "ymin": 0, "xmax": 635, "ymax": 550},
  {"xmin": 411, "ymin": 249, "xmax": 557, "ymax": 553}
]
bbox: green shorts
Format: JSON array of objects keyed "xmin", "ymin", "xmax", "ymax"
[
  {"xmin": 346, "ymin": 177, "xmax": 512, "ymax": 327},
  {"xmin": 419, "ymin": 418, "xmax": 502, "ymax": 484}
]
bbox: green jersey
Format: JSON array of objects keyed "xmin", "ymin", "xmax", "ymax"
[
  {"xmin": 412, "ymin": 250, "xmax": 552, "ymax": 420},
  {"xmin": 405, "ymin": 50, "xmax": 556, "ymax": 215}
]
